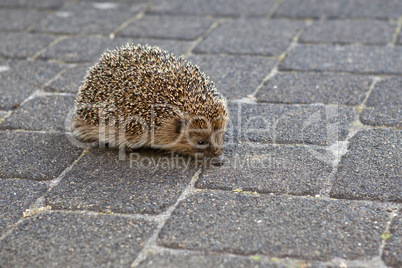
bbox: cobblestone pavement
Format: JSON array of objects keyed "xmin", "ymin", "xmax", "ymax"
[{"xmin": 0, "ymin": 0, "xmax": 401, "ymax": 267}]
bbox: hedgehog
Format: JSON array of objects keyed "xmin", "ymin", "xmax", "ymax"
[{"xmin": 72, "ymin": 44, "xmax": 228, "ymax": 162}]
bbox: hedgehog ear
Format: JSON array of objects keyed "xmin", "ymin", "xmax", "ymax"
[{"xmin": 176, "ymin": 118, "xmax": 188, "ymax": 134}]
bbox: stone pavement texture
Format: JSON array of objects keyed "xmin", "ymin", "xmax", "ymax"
[{"xmin": 0, "ymin": 0, "xmax": 401, "ymax": 267}]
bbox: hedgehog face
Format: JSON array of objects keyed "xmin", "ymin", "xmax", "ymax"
[
  {"xmin": 156, "ymin": 116, "xmax": 227, "ymax": 159},
  {"xmin": 175, "ymin": 116, "xmax": 227, "ymax": 158}
]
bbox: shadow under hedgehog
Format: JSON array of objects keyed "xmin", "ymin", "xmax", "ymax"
[{"xmin": 72, "ymin": 44, "xmax": 229, "ymax": 164}]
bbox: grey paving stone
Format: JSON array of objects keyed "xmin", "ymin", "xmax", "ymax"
[
  {"xmin": 187, "ymin": 55, "xmax": 276, "ymax": 100},
  {"xmin": 0, "ymin": 132, "xmax": 82, "ymax": 181},
  {"xmin": 274, "ymin": 0, "xmax": 346, "ymax": 19},
  {"xmin": 0, "ymin": 111, "xmax": 9, "ymax": 119},
  {"xmin": 149, "ymin": 0, "xmax": 278, "ymax": 17},
  {"xmin": 0, "ymin": 179, "xmax": 47, "ymax": 236},
  {"xmin": 81, "ymin": 0, "xmax": 147, "ymax": 2},
  {"xmin": 360, "ymin": 77, "xmax": 402, "ymax": 128},
  {"xmin": 330, "ymin": 129, "xmax": 402, "ymax": 203},
  {"xmin": 346, "ymin": 0, "xmax": 402, "ymax": 19},
  {"xmin": 279, "ymin": 45, "xmax": 402, "ymax": 74},
  {"xmin": 0, "ymin": 32, "xmax": 55, "ymax": 59},
  {"xmin": 196, "ymin": 143, "xmax": 332, "ymax": 195},
  {"xmin": 133, "ymin": 38, "xmax": 193, "ymax": 57},
  {"xmin": 38, "ymin": 36, "xmax": 117, "ymax": 63},
  {"xmin": 0, "ymin": 9, "xmax": 46, "ymax": 31},
  {"xmin": 45, "ymin": 148, "xmax": 196, "ymax": 214},
  {"xmin": 0, "ymin": 0, "xmax": 66, "ymax": 9},
  {"xmin": 44, "ymin": 64, "xmax": 91, "ymax": 93},
  {"xmin": 382, "ymin": 214, "xmax": 402, "ymax": 267},
  {"xmin": 158, "ymin": 192, "xmax": 388, "ymax": 260},
  {"xmin": 194, "ymin": 19, "xmax": 303, "ymax": 56},
  {"xmin": 1, "ymin": 60, "xmax": 65, "ymax": 86},
  {"xmin": 274, "ymin": 0, "xmax": 402, "ymax": 19},
  {"xmin": 138, "ymin": 251, "xmax": 301, "ymax": 268},
  {"xmin": 33, "ymin": 2, "xmax": 145, "ymax": 34},
  {"xmin": 119, "ymin": 15, "xmax": 214, "ymax": 40},
  {"xmin": 256, "ymin": 72, "xmax": 371, "ymax": 105},
  {"xmin": 300, "ymin": 20, "xmax": 395, "ymax": 45},
  {"xmin": 0, "ymin": 211, "xmax": 156, "ymax": 267},
  {"xmin": 226, "ymin": 102, "xmax": 355, "ymax": 145},
  {"xmin": 0, "ymin": 60, "xmax": 65, "ymax": 110},
  {"xmin": 0, "ymin": 95, "xmax": 76, "ymax": 132},
  {"xmin": 38, "ymin": 36, "xmax": 193, "ymax": 63}
]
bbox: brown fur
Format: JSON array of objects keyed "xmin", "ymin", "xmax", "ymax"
[{"xmin": 72, "ymin": 44, "xmax": 228, "ymax": 158}]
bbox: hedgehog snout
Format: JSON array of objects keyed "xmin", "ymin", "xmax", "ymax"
[
  {"xmin": 204, "ymin": 146, "xmax": 223, "ymax": 158},
  {"xmin": 210, "ymin": 155, "xmax": 225, "ymax": 166}
]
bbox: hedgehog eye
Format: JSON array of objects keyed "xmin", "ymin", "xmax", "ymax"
[{"xmin": 198, "ymin": 140, "xmax": 205, "ymax": 145}]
